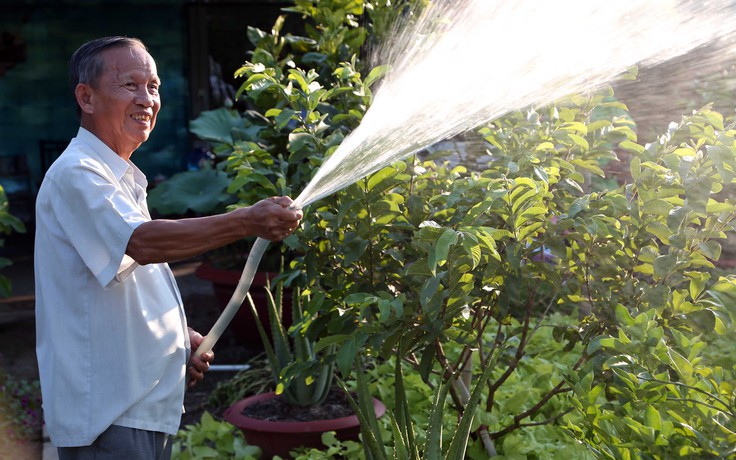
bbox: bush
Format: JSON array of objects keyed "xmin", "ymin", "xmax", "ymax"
[
  {"xmin": 194, "ymin": 0, "xmax": 736, "ymax": 457},
  {"xmin": 172, "ymin": 412, "xmax": 261, "ymax": 460},
  {"xmin": 0, "ymin": 186, "xmax": 26, "ymax": 297}
]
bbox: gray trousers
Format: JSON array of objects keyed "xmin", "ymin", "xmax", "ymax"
[{"xmin": 57, "ymin": 425, "xmax": 172, "ymax": 460}]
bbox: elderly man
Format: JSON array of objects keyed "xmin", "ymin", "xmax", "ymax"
[{"xmin": 34, "ymin": 36, "xmax": 302, "ymax": 459}]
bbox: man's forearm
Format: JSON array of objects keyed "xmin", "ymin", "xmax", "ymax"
[{"xmin": 126, "ymin": 212, "xmax": 248, "ymax": 265}]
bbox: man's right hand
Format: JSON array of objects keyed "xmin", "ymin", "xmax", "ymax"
[{"xmin": 242, "ymin": 196, "xmax": 303, "ymax": 242}]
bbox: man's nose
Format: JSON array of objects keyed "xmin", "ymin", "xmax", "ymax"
[{"xmin": 135, "ymin": 89, "xmax": 156, "ymax": 107}]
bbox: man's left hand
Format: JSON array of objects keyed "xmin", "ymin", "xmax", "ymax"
[{"xmin": 187, "ymin": 327, "xmax": 214, "ymax": 388}]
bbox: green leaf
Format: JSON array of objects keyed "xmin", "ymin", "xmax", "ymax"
[
  {"xmin": 189, "ymin": 108, "xmax": 243, "ymax": 145},
  {"xmin": 533, "ymin": 165, "xmax": 549, "ymax": 184},
  {"xmin": 568, "ymin": 133, "xmax": 590, "ymax": 151},
  {"xmin": 461, "ymin": 237, "xmax": 481, "ymax": 270},
  {"xmin": 392, "ymin": 358, "xmax": 418, "ymax": 459},
  {"xmin": 683, "ymin": 309, "xmax": 716, "ymax": 333},
  {"xmin": 653, "ymin": 254, "xmax": 677, "ymax": 279},
  {"xmin": 390, "ymin": 412, "xmax": 411, "ymax": 460},
  {"xmin": 366, "ymin": 166, "xmax": 399, "ymax": 192},
  {"xmin": 428, "ymin": 229, "xmax": 458, "ymax": 274},
  {"xmin": 684, "ymin": 176, "xmax": 711, "ymax": 215},
  {"xmin": 619, "ymin": 140, "xmax": 645, "ymax": 154},
  {"xmin": 641, "ymin": 198, "xmax": 674, "ymax": 216},
  {"xmin": 615, "ymin": 304, "xmax": 635, "ymax": 326},
  {"xmin": 418, "ymin": 346, "xmax": 435, "ymax": 383},
  {"xmin": 568, "ymin": 195, "xmax": 590, "ymax": 218},
  {"xmin": 288, "ymin": 69, "xmax": 310, "ymax": 91},
  {"xmin": 645, "ymin": 406, "xmax": 661, "ymax": 432},
  {"xmin": 667, "ymin": 206, "xmax": 689, "ymax": 232},
  {"xmin": 535, "ymin": 141, "xmax": 556, "ymax": 152},
  {"xmin": 630, "ymin": 156, "xmax": 642, "ymax": 180},
  {"xmin": 667, "ymin": 349, "xmax": 694, "ymax": 383},
  {"xmin": 364, "ymin": 64, "xmax": 390, "ymax": 88},
  {"xmin": 422, "ymin": 377, "xmax": 450, "ymax": 460},
  {"xmin": 516, "ymin": 206, "xmax": 546, "ymax": 227},
  {"xmin": 645, "ymin": 221, "xmax": 670, "ymax": 244},
  {"xmin": 337, "ymin": 372, "xmax": 388, "ymax": 460},
  {"xmin": 698, "ymin": 240, "xmax": 722, "ymax": 261},
  {"xmin": 314, "ymin": 334, "xmax": 351, "ymax": 353},
  {"xmin": 509, "ymin": 184, "xmax": 538, "ymax": 215},
  {"xmin": 288, "ymin": 132, "xmax": 316, "ymax": 154},
  {"xmin": 707, "ymin": 144, "xmax": 736, "ymax": 182},
  {"xmin": 343, "ymin": 238, "xmax": 369, "ymax": 265},
  {"xmin": 419, "ymin": 275, "xmax": 443, "ymax": 318},
  {"xmin": 336, "ymin": 336, "xmax": 357, "ymax": 376},
  {"xmin": 687, "ymin": 271, "xmax": 710, "ymax": 299},
  {"xmin": 147, "ymin": 169, "xmax": 232, "ymax": 215}
]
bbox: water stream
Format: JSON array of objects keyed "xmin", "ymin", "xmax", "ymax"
[{"xmin": 195, "ymin": 0, "xmax": 736, "ymax": 356}]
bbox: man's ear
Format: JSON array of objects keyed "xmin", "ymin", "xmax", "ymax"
[{"xmin": 75, "ymin": 83, "xmax": 94, "ymax": 114}]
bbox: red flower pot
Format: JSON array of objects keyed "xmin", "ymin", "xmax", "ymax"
[
  {"xmin": 224, "ymin": 391, "xmax": 386, "ymax": 459},
  {"xmin": 194, "ymin": 262, "xmax": 292, "ymax": 346}
]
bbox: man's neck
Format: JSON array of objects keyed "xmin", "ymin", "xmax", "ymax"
[{"xmin": 79, "ymin": 118, "xmax": 137, "ymax": 160}]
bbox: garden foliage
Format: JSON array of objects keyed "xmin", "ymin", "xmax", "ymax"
[
  {"xmin": 0, "ymin": 369, "xmax": 42, "ymax": 444},
  {"xmin": 0, "ymin": 186, "xmax": 25, "ymax": 297},
  {"xmin": 186, "ymin": 0, "xmax": 736, "ymax": 457},
  {"xmin": 173, "ymin": 411, "xmax": 261, "ymax": 460}
]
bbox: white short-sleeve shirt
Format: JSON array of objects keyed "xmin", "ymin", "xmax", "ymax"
[{"xmin": 34, "ymin": 127, "xmax": 189, "ymax": 447}]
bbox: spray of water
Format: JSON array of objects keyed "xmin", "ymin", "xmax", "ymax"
[
  {"xmin": 195, "ymin": 0, "xmax": 736, "ymax": 356},
  {"xmin": 294, "ymin": 0, "xmax": 736, "ymax": 209}
]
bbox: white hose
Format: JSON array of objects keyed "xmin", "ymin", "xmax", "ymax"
[{"xmin": 193, "ymin": 236, "xmax": 270, "ymax": 357}]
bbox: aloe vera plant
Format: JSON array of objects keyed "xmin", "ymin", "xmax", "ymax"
[{"xmin": 247, "ymin": 279, "xmax": 335, "ymax": 406}]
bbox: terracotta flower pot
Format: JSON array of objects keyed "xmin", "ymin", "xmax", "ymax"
[
  {"xmin": 194, "ymin": 261, "xmax": 292, "ymax": 346},
  {"xmin": 224, "ymin": 391, "xmax": 386, "ymax": 459}
]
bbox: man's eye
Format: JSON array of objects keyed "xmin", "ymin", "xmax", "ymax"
[{"xmin": 125, "ymin": 82, "xmax": 137, "ymax": 89}]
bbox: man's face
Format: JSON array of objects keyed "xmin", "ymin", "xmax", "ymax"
[{"xmin": 87, "ymin": 45, "xmax": 161, "ymax": 156}]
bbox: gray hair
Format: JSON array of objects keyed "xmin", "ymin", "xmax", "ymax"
[{"xmin": 69, "ymin": 36, "xmax": 147, "ymax": 114}]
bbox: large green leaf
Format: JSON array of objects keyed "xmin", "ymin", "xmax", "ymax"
[
  {"xmin": 147, "ymin": 169, "xmax": 232, "ymax": 216},
  {"xmin": 189, "ymin": 108, "xmax": 244, "ymax": 145}
]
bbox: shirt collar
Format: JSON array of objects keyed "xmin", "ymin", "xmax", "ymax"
[{"xmin": 76, "ymin": 127, "xmax": 145, "ymax": 184}]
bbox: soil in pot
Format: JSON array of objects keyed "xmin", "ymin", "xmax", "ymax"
[{"xmin": 243, "ymin": 386, "xmax": 355, "ymax": 422}]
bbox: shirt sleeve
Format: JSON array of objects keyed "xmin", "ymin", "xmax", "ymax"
[{"xmin": 49, "ymin": 156, "xmax": 148, "ymax": 288}]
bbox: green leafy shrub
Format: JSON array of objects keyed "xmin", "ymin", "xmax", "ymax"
[
  {"xmin": 183, "ymin": 0, "xmax": 414, "ymax": 408},
  {"xmin": 0, "ymin": 185, "xmax": 25, "ymax": 297},
  {"xmin": 194, "ymin": 0, "xmax": 736, "ymax": 458},
  {"xmin": 280, "ymin": 96, "xmax": 736, "ymax": 458},
  {"xmin": 172, "ymin": 412, "xmax": 261, "ymax": 460}
]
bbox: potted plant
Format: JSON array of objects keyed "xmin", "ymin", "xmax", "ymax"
[{"xmin": 222, "ymin": 280, "xmax": 385, "ymax": 459}]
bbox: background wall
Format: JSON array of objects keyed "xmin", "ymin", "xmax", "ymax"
[{"xmin": 0, "ymin": 0, "xmax": 188, "ymax": 200}]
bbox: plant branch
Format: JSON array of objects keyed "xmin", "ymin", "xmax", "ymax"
[
  {"xmin": 487, "ymin": 287, "xmax": 534, "ymax": 397},
  {"xmin": 490, "ymin": 347, "xmax": 587, "ymax": 439},
  {"xmin": 490, "ymin": 383, "xmax": 573, "ymax": 440},
  {"xmin": 669, "ymin": 398, "xmax": 735, "ymax": 417},
  {"xmin": 640, "ymin": 377, "xmax": 735, "ymax": 416},
  {"xmin": 485, "ymin": 319, "xmax": 507, "ymax": 412}
]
